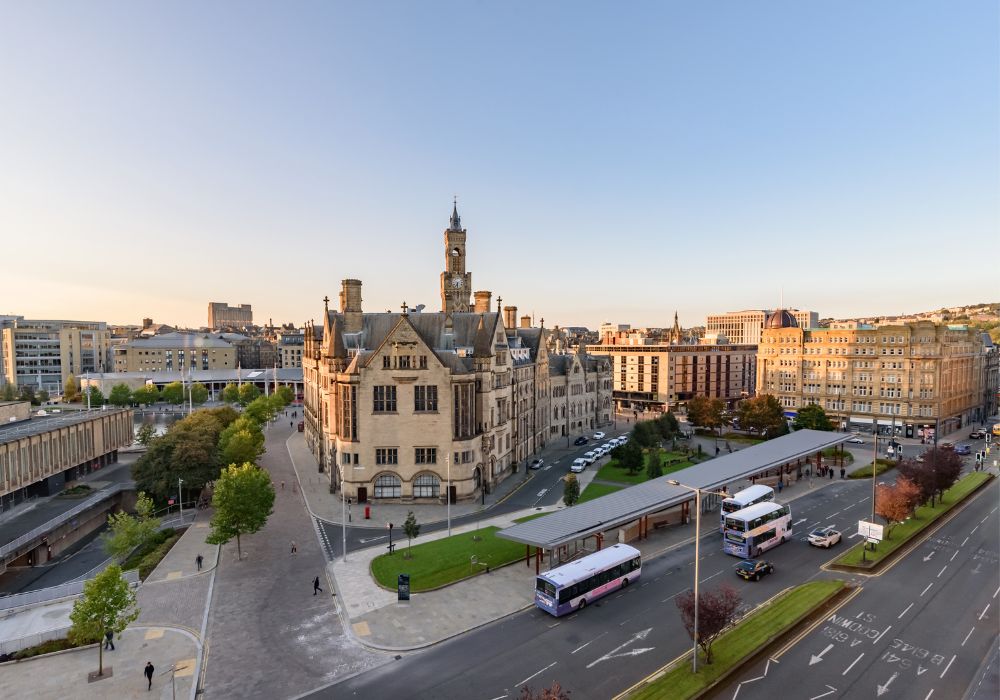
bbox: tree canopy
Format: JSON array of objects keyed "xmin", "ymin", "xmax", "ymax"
[
  {"xmin": 675, "ymin": 584, "xmax": 742, "ymax": 665},
  {"xmin": 897, "ymin": 447, "xmax": 963, "ymax": 507},
  {"xmin": 687, "ymin": 396, "xmax": 726, "ymax": 434},
  {"xmin": 69, "ymin": 564, "xmax": 140, "ymax": 676},
  {"xmin": 221, "ymin": 382, "xmax": 240, "ymax": 404},
  {"xmin": 792, "ymin": 403, "xmax": 834, "ymax": 431},
  {"xmin": 206, "ymin": 462, "xmax": 275, "ymax": 560},
  {"xmin": 563, "ymin": 474, "xmax": 580, "ymax": 506},
  {"xmin": 735, "ymin": 394, "xmax": 788, "ymax": 438},
  {"xmin": 63, "ymin": 375, "xmax": 79, "ymax": 402},
  {"xmin": 103, "ymin": 492, "xmax": 160, "ymax": 562},
  {"xmin": 238, "ymin": 383, "xmax": 261, "ymax": 406},
  {"xmin": 132, "ymin": 383, "xmax": 160, "ymax": 405},
  {"xmin": 190, "ymin": 382, "xmax": 209, "ymax": 405},
  {"xmin": 161, "ymin": 381, "xmax": 186, "ymax": 405},
  {"xmin": 108, "ymin": 383, "xmax": 133, "ymax": 407}
]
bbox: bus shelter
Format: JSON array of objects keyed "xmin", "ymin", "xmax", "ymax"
[{"xmin": 497, "ymin": 429, "xmax": 853, "ymax": 572}]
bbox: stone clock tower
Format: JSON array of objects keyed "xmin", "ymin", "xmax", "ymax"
[{"xmin": 440, "ymin": 200, "xmax": 472, "ymax": 312}]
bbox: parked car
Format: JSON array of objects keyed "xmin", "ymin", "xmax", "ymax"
[
  {"xmin": 847, "ymin": 436, "xmax": 865, "ymax": 444},
  {"xmin": 601, "ymin": 443, "xmax": 615, "ymax": 454},
  {"xmin": 969, "ymin": 430, "xmax": 985, "ymax": 439},
  {"xmin": 735, "ymin": 559, "xmax": 774, "ymax": 581},
  {"xmin": 570, "ymin": 458, "xmax": 586, "ymax": 473},
  {"xmin": 574, "ymin": 436, "xmax": 589, "ymax": 446},
  {"xmin": 807, "ymin": 527, "xmax": 842, "ymax": 548},
  {"xmin": 618, "ymin": 435, "xmax": 629, "ymax": 445},
  {"xmin": 955, "ymin": 444, "xmax": 971, "ymax": 455},
  {"xmin": 529, "ymin": 458, "xmax": 544, "ymax": 470},
  {"xmin": 583, "ymin": 451, "xmax": 598, "ymax": 465},
  {"xmin": 593, "ymin": 431, "xmax": 606, "ymax": 440}
]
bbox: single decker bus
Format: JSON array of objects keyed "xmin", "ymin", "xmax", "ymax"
[
  {"xmin": 719, "ymin": 484, "xmax": 775, "ymax": 532},
  {"xmin": 534, "ymin": 544, "xmax": 641, "ymax": 617},
  {"xmin": 723, "ymin": 502, "xmax": 792, "ymax": 558}
]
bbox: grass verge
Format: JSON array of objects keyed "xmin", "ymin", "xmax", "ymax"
[
  {"xmin": 370, "ymin": 527, "xmax": 526, "ymax": 591},
  {"xmin": 847, "ymin": 458, "xmax": 896, "ymax": 479},
  {"xmin": 579, "ymin": 482, "xmax": 624, "ymax": 503},
  {"xmin": 597, "ymin": 452, "xmax": 692, "ymax": 485},
  {"xmin": 513, "ymin": 511, "xmax": 550, "ymax": 524},
  {"xmin": 629, "ymin": 580, "xmax": 846, "ymax": 700},
  {"xmin": 822, "ymin": 446, "xmax": 854, "ymax": 463},
  {"xmin": 834, "ymin": 471, "xmax": 992, "ymax": 568}
]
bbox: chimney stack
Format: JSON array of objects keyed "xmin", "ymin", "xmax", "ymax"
[
  {"xmin": 340, "ymin": 279, "xmax": 363, "ymax": 334},
  {"xmin": 474, "ymin": 291, "xmax": 492, "ymax": 314},
  {"xmin": 503, "ymin": 306, "xmax": 517, "ymax": 329},
  {"xmin": 520, "ymin": 315, "xmax": 532, "ymax": 329}
]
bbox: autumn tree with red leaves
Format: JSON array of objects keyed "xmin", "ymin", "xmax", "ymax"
[
  {"xmin": 675, "ymin": 584, "xmax": 743, "ymax": 664},
  {"xmin": 875, "ymin": 478, "xmax": 921, "ymax": 537}
]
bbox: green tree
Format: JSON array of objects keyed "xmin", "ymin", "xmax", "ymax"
[
  {"xmin": 403, "ymin": 510, "xmax": 420, "ymax": 558},
  {"xmin": 0, "ymin": 383, "xmax": 16, "ymax": 401},
  {"xmin": 687, "ymin": 396, "xmax": 726, "ymax": 434},
  {"xmin": 613, "ymin": 440, "xmax": 645, "ymax": 475},
  {"xmin": 161, "ymin": 381, "xmax": 185, "ymax": 405},
  {"xmin": 221, "ymin": 382, "xmax": 240, "ymax": 404},
  {"xmin": 631, "ymin": 421, "xmax": 660, "ymax": 449},
  {"xmin": 86, "ymin": 385, "xmax": 105, "ymax": 406},
  {"xmin": 563, "ymin": 474, "xmax": 580, "ymax": 506},
  {"xmin": 736, "ymin": 394, "xmax": 788, "ymax": 438},
  {"xmin": 645, "ymin": 451, "xmax": 663, "ymax": 480},
  {"xmin": 244, "ymin": 395, "xmax": 276, "ymax": 425},
  {"xmin": 18, "ymin": 384, "xmax": 37, "ymax": 405},
  {"xmin": 275, "ymin": 385, "xmax": 295, "ymax": 405},
  {"xmin": 103, "ymin": 492, "xmax": 161, "ymax": 562},
  {"xmin": 220, "ymin": 427, "xmax": 265, "ymax": 467},
  {"xmin": 132, "ymin": 410, "xmax": 232, "ymax": 500},
  {"xmin": 190, "ymin": 382, "xmax": 209, "ymax": 405},
  {"xmin": 68, "ymin": 564, "xmax": 140, "ymax": 676},
  {"xmin": 792, "ymin": 403, "xmax": 834, "ymax": 431},
  {"xmin": 132, "ymin": 384, "xmax": 160, "ymax": 406},
  {"xmin": 206, "ymin": 462, "xmax": 275, "ymax": 560},
  {"xmin": 656, "ymin": 412, "xmax": 680, "ymax": 440},
  {"xmin": 108, "ymin": 383, "xmax": 133, "ymax": 407},
  {"xmin": 134, "ymin": 423, "xmax": 157, "ymax": 447},
  {"xmin": 63, "ymin": 374, "xmax": 79, "ymax": 403},
  {"xmin": 37, "ymin": 389, "xmax": 49, "ymax": 404},
  {"xmin": 238, "ymin": 383, "xmax": 261, "ymax": 406}
]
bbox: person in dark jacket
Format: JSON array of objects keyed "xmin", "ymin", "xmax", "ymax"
[
  {"xmin": 313, "ymin": 576, "xmax": 323, "ymax": 595},
  {"xmin": 104, "ymin": 629, "xmax": 115, "ymax": 650},
  {"xmin": 144, "ymin": 661, "xmax": 155, "ymax": 690}
]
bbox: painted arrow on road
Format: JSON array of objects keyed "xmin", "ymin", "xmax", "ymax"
[
  {"xmin": 809, "ymin": 644, "xmax": 834, "ymax": 666},
  {"xmin": 586, "ymin": 628, "xmax": 654, "ymax": 668},
  {"xmin": 536, "ymin": 489, "xmax": 548, "ymax": 498},
  {"xmin": 876, "ymin": 672, "xmax": 899, "ymax": 696},
  {"xmin": 923, "ymin": 551, "xmax": 935, "ymax": 562},
  {"xmin": 359, "ymin": 535, "xmax": 387, "ymax": 544}
]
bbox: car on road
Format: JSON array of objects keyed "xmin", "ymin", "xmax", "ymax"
[
  {"xmin": 570, "ymin": 458, "xmax": 586, "ymax": 473},
  {"xmin": 593, "ymin": 431, "xmax": 606, "ymax": 440},
  {"xmin": 846, "ymin": 436, "xmax": 865, "ymax": 444},
  {"xmin": 969, "ymin": 430, "xmax": 985, "ymax": 439},
  {"xmin": 955, "ymin": 444, "xmax": 971, "ymax": 455},
  {"xmin": 735, "ymin": 559, "xmax": 774, "ymax": 581},
  {"xmin": 940, "ymin": 442, "xmax": 954, "ymax": 449},
  {"xmin": 583, "ymin": 451, "xmax": 598, "ymax": 465},
  {"xmin": 601, "ymin": 443, "xmax": 615, "ymax": 454},
  {"xmin": 574, "ymin": 436, "xmax": 588, "ymax": 446},
  {"xmin": 618, "ymin": 435, "xmax": 629, "ymax": 445},
  {"xmin": 529, "ymin": 458, "xmax": 544, "ymax": 470},
  {"xmin": 807, "ymin": 527, "xmax": 842, "ymax": 548}
]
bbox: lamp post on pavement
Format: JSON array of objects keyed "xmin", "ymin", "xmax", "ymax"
[
  {"xmin": 178, "ymin": 478, "xmax": 184, "ymax": 523},
  {"xmin": 667, "ymin": 479, "xmax": 727, "ymax": 673}
]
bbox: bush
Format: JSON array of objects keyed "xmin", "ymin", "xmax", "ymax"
[
  {"xmin": 135, "ymin": 532, "xmax": 183, "ymax": 579},
  {"xmin": 13, "ymin": 637, "xmax": 82, "ymax": 659},
  {"xmin": 848, "ymin": 459, "xmax": 896, "ymax": 479},
  {"xmin": 121, "ymin": 527, "xmax": 178, "ymax": 576}
]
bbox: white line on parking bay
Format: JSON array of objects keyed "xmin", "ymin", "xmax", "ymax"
[{"xmin": 843, "ymin": 652, "xmax": 864, "ymax": 675}]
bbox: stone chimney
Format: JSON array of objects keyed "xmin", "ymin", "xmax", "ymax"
[
  {"xmin": 474, "ymin": 291, "xmax": 492, "ymax": 314},
  {"xmin": 520, "ymin": 315, "xmax": 532, "ymax": 329},
  {"xmin": 503, "ymin": 306, "xmax": 517, "ymax": 329},
  {"xmin": 340, "ymin": 279, "xmax": 363, "ymax": 334}
]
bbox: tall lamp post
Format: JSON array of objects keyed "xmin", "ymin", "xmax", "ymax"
[
  {"xmin": 338, "ymin": 463, "xmax": 347, "ymax": 563},
  {"xmin": 178, "ymin": 478, "xmax": 184, "ymax": 523},
  {"xmin": 668, "ymin": 479, "xmax": 727, "ymax": 673},
  {"xmin": 446, "ymin": 453, "xmax": 452, "ymax": 537}
]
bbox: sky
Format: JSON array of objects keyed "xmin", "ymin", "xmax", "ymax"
[{"xmin": 1, "ymin": 1, "xmax": 997, "ymax": 330}]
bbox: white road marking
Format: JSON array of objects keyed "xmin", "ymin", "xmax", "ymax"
[
  {"xmin": 794, "ymin": 518, "xmax": 807, "ymax": 525},
  {"xmin": 731, "ymin": 658, "xmax": 778, "ymax": 699},
  {"xmin": 971, "ymin": 525, "xmax": 979, "ymax": 534},
  {"xmin": 923, "ymin": 551, "xmax": 936, "ymax": 562},
  {"xmin": 940, "ymin": 654, "xmax": 956, "ymax": 679},
  {"xmin": 937, "ymin": 565, "xmax": 948, "ymax": 578},
  {"xmin": 859, "ymin": 496, "xmax": 869, "ymax": 502},
  {"xmin": 488, "ymin": 695, "xmax": 508, "ymax": 700},
  {"xmin": 982, "ymin": 515, "xmax": 989, "ymax": 523},
  {"xmin": 701, "ymin": 571, "xmax": 723, "ymax": 583},
  {"xmin": 898, "ymin": 603, "xmax": 914, "ymax": 619},
  {"xmin": 921, "ymin": 583, "xmax": 934, "ymax": 597},
  {"xmin": 359, "ymin": 535, "xmax": 387, "ymax": 543},
  {"xmin": 809, "ymin": 644, "xmax": 834, "ymax": 666},
  {"xmin": 877, "ymin": 671, "xmax": 898, "ymax": 696},
  {"xmin": 873, "ymin": 624, "xmax": 892, "ymax": 645},
  {"xmin": 808, "ymin": 685, "xmax": 837, "ymax": 700},
  {"xmin": 962, "ymin": 537, "xmax": 969, "ymax": 546},
  {"xmin": 962, "ymin": 627, "xmax": 975, "ymax": 646},
  {"xmin": 585, "ymin": 628, "xmax": 654, "ymax": 669},
  {"xmin": 978, "ymin": 603, "xmax": 990, "ymax": 620},
  {"xmin": 950, "ymin": 550, "xmax": 959, "ymax": 562},
  {"xmin": 848, "ymin": 532, "xmax": 862, "ymax": 539},
  {"xmin": 830, "ymin": 511, "xmax": 842, "ymax": 517},
  {"xmin": 536, "ymin": 489, "xmax": 548, "ymax": 498},
  {"xmin": 843, "ymin": 652, "xmax": 864, "ymax": 675},
  {"xmin": 994, "ymin": 585, "xmax": 1000, "ymax": 599},
  {"xmin": 515, "ymin": 661, "xmax": 557, "ymax": 687},
  {"xmin": 571, "ymin": 640, "xmax": 594, "ymax": 654}
]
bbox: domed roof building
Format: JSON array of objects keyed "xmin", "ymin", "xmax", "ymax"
[{"xmin": 764, "ymin": 309, "xmax": 798, "ymax": 329}]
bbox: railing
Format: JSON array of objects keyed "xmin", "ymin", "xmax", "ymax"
[
  {"xmin": 0, "ymin": 569, "xmax": 140, "ymax": 616},
  {"xmin": 0, "ymin": 626, "xmax": 71, "ymax": 656},
  {"xmin": 0, "ymin": 483, "xmax": 131, "ymax": 560}
]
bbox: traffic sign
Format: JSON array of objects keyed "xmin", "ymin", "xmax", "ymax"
[{"xmin": 858, "ymin": 520, "xmax": 884, "ymax": 542}]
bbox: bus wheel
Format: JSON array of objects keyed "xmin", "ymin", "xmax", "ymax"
[
  {"xmin": 622, "ymin": 578, "xmax": 629, "ymax": 588},
  {"xmin": 578, "ymin": 599, "xmax": 587, "ymax": 611}
]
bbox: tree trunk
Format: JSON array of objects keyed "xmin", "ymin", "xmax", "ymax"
[{"xmin": 98, "ymin": 639, "xmax": 104, "ymax": 675}]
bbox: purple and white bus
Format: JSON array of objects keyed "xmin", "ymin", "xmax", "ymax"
[{"xmin": 534, "ymin": 544, "xmax": 642, "ymax": 617}]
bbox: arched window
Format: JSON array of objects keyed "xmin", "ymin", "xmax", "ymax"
[
  {"xmin": 373, "ymin": 473, "xmax": 401, "ymax": 498},
  {"xmin": 413, "ymin": 473, "xmax": 440, "ymax": 498}
]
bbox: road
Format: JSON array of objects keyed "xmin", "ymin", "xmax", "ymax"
[
  {"xmin": 720, "ymin": 479, "xmax": 999, "ymax": 700},
  {"xmin": 309, "ymin": 476, "xmax": 908, "ymax": 699}
]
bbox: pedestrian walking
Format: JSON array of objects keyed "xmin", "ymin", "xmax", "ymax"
[
  {"xmin": 829, "ymin": 468, "xmax": 834, "ymax": 480},
  {"xmin": 281, "ymin": 480, "xmax": 285, "ymax": 490},
  {"xmin": 144, "ymin": 661, "xmax": 155, "ymax": 691},
  {"xmin": 104, "ymin": 629, "xmax": 115, "ymax": 650},
  {"xmin": 290, "ymin": 541, "xmax": 297, "ymax": 554},
  {"xmin": 840, "ymin": 467, "xmax": 846, "ymax": 479},
  {"xmin": 196, "ymin": 554, "xmax": 203, "ymax": 571},
  {"xmin": 313, "ymin": 576, "xmax": 323, "ymax": 595},
  {"xmin": 777, "ymin": 480, "xmax": 783, "ymax": 494},
  {"xmin": 290, "ymin": 421, "xmax": 293, "ymax": 428}
]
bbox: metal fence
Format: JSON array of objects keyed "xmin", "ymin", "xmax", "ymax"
[
  {"xmin": 0, "ymin": 482, "xmax": 130, "ymax": 560},
  {"xmin": 0, "ymin": 626, "xmax": 72, "ymax": 656},
  {"xmin": 0, "ymin": 569, "xmax": 140, "ymax": 616}
]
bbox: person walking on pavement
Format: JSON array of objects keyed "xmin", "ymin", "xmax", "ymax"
[
  {"xmin": 104, "ymin": 629, "xmax": 115, "ymax": 650},
  {"xmin": 313, "ymin": 576, "xmax": 323, "ymax": 595},
  {"xmin": 290, "ymin": 541, "xmax": 297, "ymax": 554},
  {"xmin": 840, "ymin": 467, "xmax": 846, "ymax": 479},
  {"xmin": 144, "ymin": 661, "xmax": 155, "ymax": 691},
  {"xmin": 196, "ymin": 554, "xmax": 203, "ymax": 571}
]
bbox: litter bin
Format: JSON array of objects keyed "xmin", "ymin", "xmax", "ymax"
[{"xmin": 364, "ymin": 505, "xmax": 371, "ymax": 519}]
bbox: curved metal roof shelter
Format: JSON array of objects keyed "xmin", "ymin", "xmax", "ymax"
[{"xmin": 497, "ymin": 429, "xmax": 851, "ymax": 550}]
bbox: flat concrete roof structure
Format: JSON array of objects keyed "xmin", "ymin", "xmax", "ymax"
[
  {"xmin": 0, "ymin": 409, "xmax": 126, "ymax": 447},
  {"xmin": 497, "ymin": 429, "xmax": 851, "ymax": 550}
]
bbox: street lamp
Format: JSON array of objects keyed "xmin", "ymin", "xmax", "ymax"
[
  {"xmin": 178, "ymin": 478, "xmax": 184, "ymax": 523},
  {"xmin": 447, "ymin": 453, "xmax": 452, "ymax": 537},
  {"xmin": 667, "ymin": 479, "xmax": 728, "ymax": 673}
]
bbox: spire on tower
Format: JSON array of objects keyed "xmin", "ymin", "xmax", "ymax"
[{"xmin": 449, "ymin": 196, "xmax": 462, "ymax": 231}]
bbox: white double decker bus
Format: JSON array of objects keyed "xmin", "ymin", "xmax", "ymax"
[
  {"xmin": 719, "ymin": 484, "xmax": 775, "ymax": 531},
  {"xmin": 723, "ymin": 502, "xmax": 792, "ymax": 558},
  {"xmin": 534, "ymin": 544, "xmax": 641, "ymax": 617}
]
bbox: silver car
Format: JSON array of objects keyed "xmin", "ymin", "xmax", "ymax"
[{"xmin": 807, "ymin": 527, "xmax": 842, "ymax": 548}]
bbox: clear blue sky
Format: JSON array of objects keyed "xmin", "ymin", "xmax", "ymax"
[{"xmin": 1, "ymin": 1, "xmax": 997, "ymax": 329}]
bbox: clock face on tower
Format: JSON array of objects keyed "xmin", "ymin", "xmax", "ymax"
[{"xmin": 451, "ymin": 276, "xmax": 464, "ymax": 289}]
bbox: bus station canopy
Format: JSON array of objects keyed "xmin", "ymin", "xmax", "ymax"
[{"xmin": 497, "ymin": 429, "xmax": 852, "ymax": 550}]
